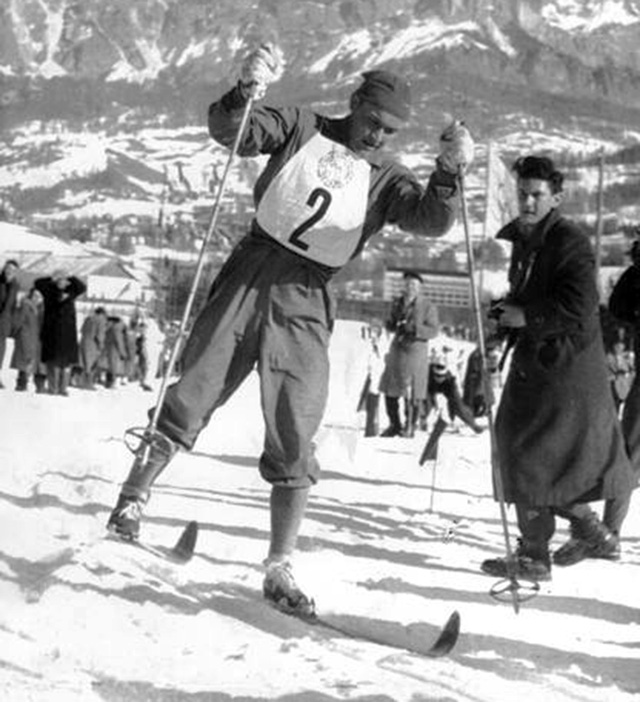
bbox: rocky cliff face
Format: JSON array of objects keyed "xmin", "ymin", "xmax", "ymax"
[{"xmin": 1, "ymin": 0, "xmax": 639, "ymax": 121}]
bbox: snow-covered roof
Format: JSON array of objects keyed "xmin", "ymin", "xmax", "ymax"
[
  {"xmin": 0, "ymin": 221, "xmax": 84, "ymax": 255},
  {"xmin": 0, "ymin": 221, "xmax": 137, "ymax": 283}
]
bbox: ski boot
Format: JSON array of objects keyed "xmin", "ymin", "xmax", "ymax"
[
  {"xmin": 481, "ymin": 540, "xmax": 552, "ymax": 582},
  {"xmin": 107, "ymin": 494, "xmax": 145, "ymax": 541},
  {"xmin": 107, "ymin": 429, "xmax": 177, "ymax": 541},
  {"xmin": 263, "ymin": 560, "xmax": 315, "ymax": 618},
  {"xmin": 553, "ymin": 514, "xmax": 620, "ymax": 566}
]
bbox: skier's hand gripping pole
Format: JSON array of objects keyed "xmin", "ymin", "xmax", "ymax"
[{"xmin": 457, "ymin": 167, "xmax": 538, "ymax": 613}]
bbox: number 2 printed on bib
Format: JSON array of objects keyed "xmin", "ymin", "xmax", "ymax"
[{"xmin": 256, "ymin": 134, "xmax": 370, "ymax": 267}]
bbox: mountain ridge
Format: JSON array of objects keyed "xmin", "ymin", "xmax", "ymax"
[
  {"xmin": 0, "ymin": 0, "xmax": 639, "ymax": 246},
  {"xmin": 1, "ymin": 0, "xmax": 640, "ymax": 119}
]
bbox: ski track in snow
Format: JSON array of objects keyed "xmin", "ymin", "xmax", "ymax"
[{"xmin": 0, "ymin": 321, "xmax": 639, "ymax": 701}]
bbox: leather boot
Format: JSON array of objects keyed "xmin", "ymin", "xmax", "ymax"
[{"xmin": 553, "ymin": 514, "xmax": 620, "ymax": 566}]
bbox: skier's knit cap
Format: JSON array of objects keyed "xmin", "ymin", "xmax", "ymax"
[{"xmin": 355, "ymin": 70, "xmax": 412, "ymax": 125}]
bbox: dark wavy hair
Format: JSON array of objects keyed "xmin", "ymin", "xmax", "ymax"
[{"xmin": 512, "ymin": 156, "xmax": 564, "ymax": 194}]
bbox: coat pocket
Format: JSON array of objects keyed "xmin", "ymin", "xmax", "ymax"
[{"xmin": 536, "ymin": 334, "xmax": 575, "ymax": 371}]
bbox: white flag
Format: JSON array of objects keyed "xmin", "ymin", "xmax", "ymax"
[{"xmin": 484, "ymin": 145, "xmax": 518, "ymax": 239}]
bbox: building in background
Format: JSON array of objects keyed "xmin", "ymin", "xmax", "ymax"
[{"xmin": 0, "ymin": 221, "xmax": 149, "ymax": 320}]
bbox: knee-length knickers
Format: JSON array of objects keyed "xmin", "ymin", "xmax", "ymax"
[{"xmin": 156, "ymin": 235, "xmax": 333, "ymax": 488}]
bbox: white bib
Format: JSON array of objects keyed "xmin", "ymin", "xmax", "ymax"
[{"xmin": 256, "ymin": 133, "xmax": 370, "ymax": 267}]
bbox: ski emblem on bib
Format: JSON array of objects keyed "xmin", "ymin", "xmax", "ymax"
[{"xmin": 317, "ymin": 148, "xmax": 356, "ymax": 189}]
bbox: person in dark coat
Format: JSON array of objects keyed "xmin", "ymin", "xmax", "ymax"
[
  {"xmin": 606, "ymin": 233, "xmax": 640, "ymax": 551},
  {"xmin": 124, "ymin": 319, "xmax": 138, "ymax": 382},
  {"xmin": 79, "ymin": 307, "xmax": 107, "ymax": 389},
  {"xmin": 34, "ymin": 270, "xmax": 86, "ymax": 396},
  {"xmin": 0, "ymin": 259, "xmax": 20, "ymax": 389},
  {"xmin": 462, "ymin": 340, "xmax": 502, "ymax": 418},
  {"xmin": 379, "ymin": 271, "xmax": 439, "ymax": 437},
  {"xmin": 134, "ymin": 319, "xmax": 154, "ymax": 392},
  {"xmin": 480, "ymin": 156, "xmax": 634, "ymax": 581},
  {"xmin": 10, "ymin": 288, "xmax": 46, "ymax": 392},
  {"xmin": 605, "ymin": 338, "xmax": 634, "ymax": 413},
  {"xmin": 103, "ymin": 316, "xmax": 129, "ymax": 388}
]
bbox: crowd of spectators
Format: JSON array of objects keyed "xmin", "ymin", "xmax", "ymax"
[{"xmin": 0, "ymin": 261, "xmax": 168, "ymax": 396}]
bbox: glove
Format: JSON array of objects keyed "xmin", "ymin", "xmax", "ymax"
[
  {"xmin": 438, "ymin": 120, "xmax": 475, "ymax": 175},
  {"xmin": 239, "ymin": 43, "xmax": 285, "ymax": 100}
]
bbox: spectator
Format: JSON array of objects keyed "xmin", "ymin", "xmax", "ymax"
[
  {"xmin": 426, "ymin": 354, "xmax": 484, "ymax": 433},
  {"xmin": 0, "ymin": 259, "xmax": 20, "ymax": 388},
  {"xmin": 104, "ymin": 316, "xmax": 129, "ymax": 388},
  {"xmin": 462, "ymin": 340, "xmax": 503, "ymax": 418},
  {"xmin": 359, "ymin": 320, "xmax": 392, "ymax": 437},
  {"xmin": 604, "ymin": 233, "xmax": 640, "ymax": 560},
  {"xmin": 480, "ymin": 155, "xmax": 634, "ymax": 581},
  {"xmin": 123, "ymin": 318, "xmax": 138, "ymax": 383},
  {"xmin": 379, "ymin": 271, "xmax": 439, "ymax": 437},
  {"xmin": 142, "ymin": 315, "xmax": 164, "ymax": 383},
  {"xmin": 79, "ymin": 307, "xmax": 108, "ymax": 389},
  {"xmin": 135, "ymin": 319, "xmax": 154, "ymax": 392},
  {"xmin": 10, "ymin": 288, "xmax": 45, "ymax": 392},
  {"xmin": 605, "ymin": 337, "xmax": 634, "ymax": 415},
  {"xmin": 35, "ymin": 270, "xmax": 86, "ymax": 396}
]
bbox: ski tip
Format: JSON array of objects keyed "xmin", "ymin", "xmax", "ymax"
[
  {"xmin": 171, "ymin": 520, "xmax": 198, "ymax": 563},
  {"xmin": 427, "ymin": 609, "xmax": 461, "ymax": 658}
]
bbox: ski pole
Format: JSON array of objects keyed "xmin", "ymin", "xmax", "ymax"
[
  {"xmin": 125, "ymin": 95, "xmax": 255, "ymax": 455},
  {"xmin": 457, "ymin": 168, "xmax": 538, "ymax": 613}
]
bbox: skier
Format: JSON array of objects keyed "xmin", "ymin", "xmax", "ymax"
[
  {"xmin": 480, "ymin": 156, "xmax": 634, "ymax": 581},
  {"xmin": 107, "ymin": 43, "xmax": 475, "ymax": 615}
]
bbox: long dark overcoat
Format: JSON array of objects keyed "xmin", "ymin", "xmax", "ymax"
[
  {"xmin": 378, "ymin": 294, "xmax": 439, "ymax": 400},
  {"xmin": 10, "ymin": 296, "xmax": 43, "ymax": 372},
  {"xmin": 608, "ymin": 263, "xmax": 640, "ymax": 476},
  {"xmin": 35, "ymin": 276, "xmax": 86, "ymax": 366},
  {"xmin": 80, "ymin": 313, "xmax": 107, "ymax": 372},
  {"xmin": 0, "ymin": 272, "xmax": 19, "ymax": 338},
  {"xmin": 495, "ymin": 210, "xmax": 634, "ymax": 507},
  {"xmin": 104, "ymin": 317, "xmax": 129, "ymax": 377}
]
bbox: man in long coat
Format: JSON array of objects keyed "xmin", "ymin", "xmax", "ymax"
[
  {"xmin": 0, "ymin": 259, "xmax": 20, "ymax": 388},
  {"xmin": 10, "ymin": 288, "xmax": 45, "ymax": 391},
  {"xmin": 35, "ymin": 270, "xmax": 86, "ymax": 396},
  {"xmin": 481, "ymin": 156, "xmax": 634, "ymax": 581},
  {"xmin": 79, "ymin": 307, "xmax": 107, "ymax": 389},
  {"xmin": 104, "ymin": 316, "xmax": 129, "ymax": 388},
  {"xmin": 379, "ymin": 271, "xmax": 439, "ymax": 437},
  {"xmin": 605, "ymin": 233, "xmax": 640, "ymax": 547}
]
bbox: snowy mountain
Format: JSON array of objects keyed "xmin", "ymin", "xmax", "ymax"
[
  {"xmin": 0, "ymin": 0, "xmax": 639, "ymax": 241},
  {"xmin": 1, "ymin": 0, "xmax": 639, "ymax": 106}
]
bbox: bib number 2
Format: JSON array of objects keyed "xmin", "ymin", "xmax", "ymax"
[{"xmin": 288, "ymin": 187, "xmax": 332, "ymax": 251}]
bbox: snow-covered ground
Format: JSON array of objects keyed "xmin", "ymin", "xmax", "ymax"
[{"xmin": 0, "ymin": 320, "xmax": 639, "ymax": 702}]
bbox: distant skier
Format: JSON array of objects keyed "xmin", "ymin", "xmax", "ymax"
[{"xmin": 107, "ymin": 43, "xmax": 475, "ymax": 615}]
